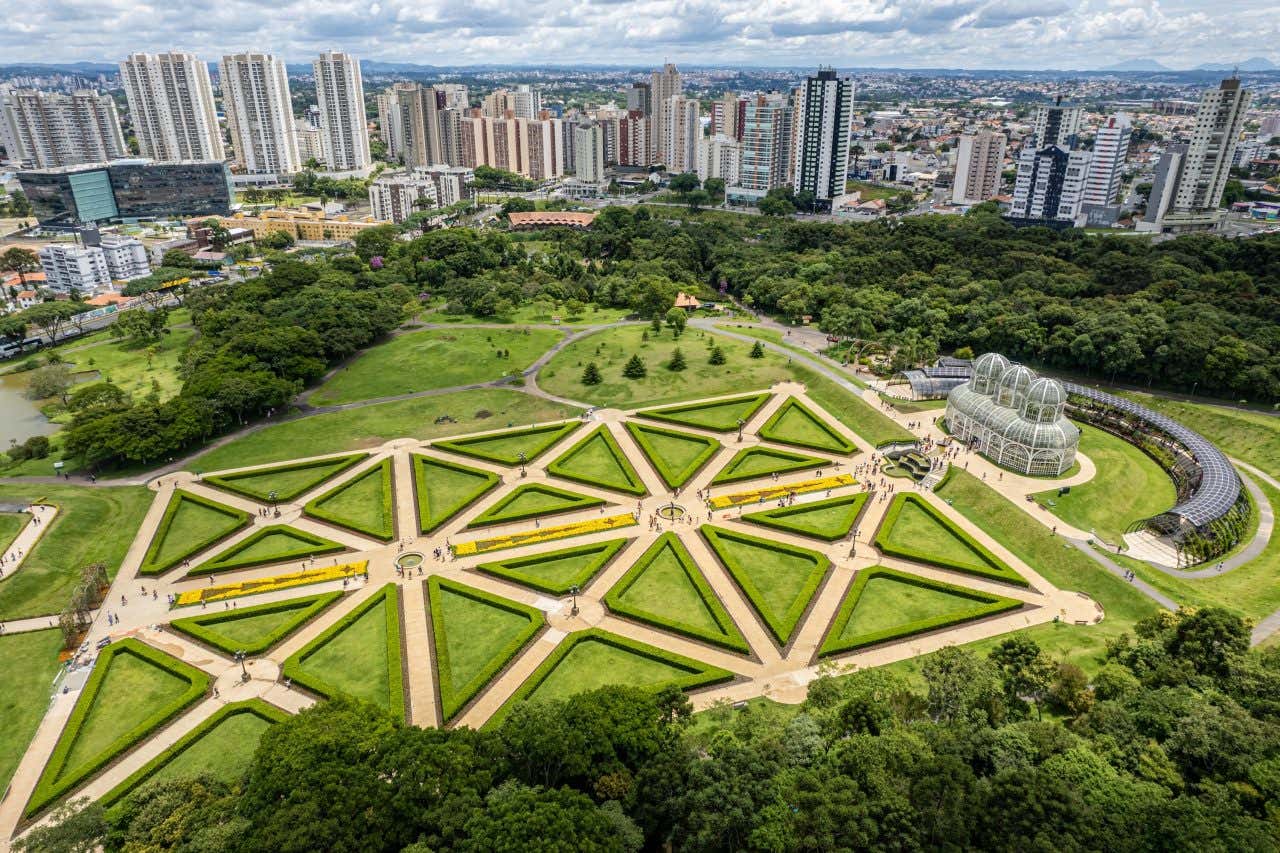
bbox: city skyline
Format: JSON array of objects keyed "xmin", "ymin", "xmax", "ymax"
[{"xmin": 0, "ymin": 0, "xmax": 1277, "ymax": 71}]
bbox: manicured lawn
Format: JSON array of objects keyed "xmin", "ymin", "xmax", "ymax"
[
  {"xmin": 793, "ymin": 367, "xmax": 914, "ymax": 447},
  {"xmin": 0, "ymin": 484, "xmax": 152, "ymax": 620},
  {"xmin": 60, "ymin": 651, "xmax": 190, "ymax": 780},
  {"xmin": 842, "ymin": 576, "xmax": 979, "ymax": 637},
  {"xmin": 467, "ymin": 484, "xmax": 604, "ymax": 528},
  {"xmin": 191, "ymin": 389, "xmax": 582, "ymax": 471},
  {"xmin": 141, "ymin": 491, "xmax": 251, "ymax": 575},
  {"xmin": 170, "ymin": 592, "xmax": 343, "ymax": 655},
  {"xmin": 204, "ymin": 453, "xmax": 367, "ymax": 502},
  {"xmin": 304, "ymin": 459, "xmax": 394, "ymax": 540},
  {"xmin": 0, "ymin": 509, "xmax": 30, "ymax": 551},
  {"xmin": 881, "ymin": 394, "xmax": 947, "ymax": 414},
  {"xmin": 433, "ymin": 421, "xmax": 580, "ymax": 466},
  {"xmin": 1119, "ymin": 391, "xmax": 1280, "ymax": 480},
  {"xmin": 0, "ymin": 629, "xmax": 61, "ymax": 791},
  {"xmin": 931, "ymin": 469, "xmax": 1161, "ymax": 675},
  {"xmin": 605, "ymin": 533, "xmax": 747, "ymax": 653},
  {"xmin": 310, "ymin": 327, "xmax": 563, "ymax": 405},
  {"xmin": 196, "ymin": 525, "xmax": 345, "ymax": 574},
  {"xmin": 637, "ymin": 393, "xmax": 773, "ymax": 432},
  {"xmin": 700, "ymin": 525, "xmax": 829, "ymax": 645},
  {"xmin": 430, "ymin": 304, "xmax": 634, "ymax": 327},
  {"xmin": 741, "ymin": 493, "xmax": 866, "ymax": 541},
  {"xmin": 624, "ymin": 423, "xmax": 721, "ymax": 489},
  {"xmin": 1033, "ymin": 422, "xmax": 1175, "ymax": 546},
  {"xmin": 291, "ymin": 596, "xmax": 392, "ymax": 709},
  {"xmin": 547, "ymin": 426, "xmax": 646, "ymax": 496},
  {"xmin": 475, "ymin": 538, "xmax": 628, "ymax": 595},
  {"xmin": 138, "ymin": 708, "xmax": 271, "ymax": 786},
  {"xmin": 413, "ymin": 455, "xmax": 500, "ymax": 533},
  {"xmin": 538, "ymin": 326, "xmax": 795, "ymax": 408},
  {"xmin": 758, "ymin": 398, "xmax": 856, "ymax": 454},
  {"xmin": 711, "ymin": 446, "xmax": 827, "ymax": 485},
  {"xmin": 430, "ymin": 579, "xmax": 542, "ymax": 720},
  {"xmin": 876, "ymin": 494, "xmax": 1026, "ymax": 586}
]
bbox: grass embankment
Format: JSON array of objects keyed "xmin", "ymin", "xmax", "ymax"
[{"xmin": 0, "ymin": 629, "xmax": 62, "ymax": 790}]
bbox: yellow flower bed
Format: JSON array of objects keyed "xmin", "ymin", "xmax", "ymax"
[
  {"xmin": 708, "ymin": 474, "xmax": 856, "ymax": 509},
  {"xmin": 454, "ymin": 513, "xmax": 638, "ymax": 556},
  {"xmin": 174, "ymin": 561, "xmax": 368, "ymax": 607}
]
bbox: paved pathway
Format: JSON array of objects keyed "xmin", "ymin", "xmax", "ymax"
[{"xmin": 0, "ymin": 504, "xmax": 56, "ymax": 582}]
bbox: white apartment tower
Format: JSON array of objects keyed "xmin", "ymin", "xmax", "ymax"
[
  {"xmin": 313, "ymin": 51, "xmax": 370, "ymax": 171},
  {"xmin": 665, "ymin": 96, "xmax": 700, "ymax": 174},
  {"xmin": 219, "ymin": 53, "xmax": 300, "ymax": 175},
  {"xmin": 649, "ymin": 64, "xmax": 681, "ymax": 166},
  {"xmin": 1081, "ymin": 113, "xmax": 1132, "ymax": 207},
  {"xmin": 512, "ymin": 85, "xmax": 542, "ymax": 121},
  {"xmin": 97, "ymin": 233, "xmax": 151, "ymax": 281},
  {"xmin": 698, "ymin": 134, "xmax": 741, "ymax": 185},
  {"xmin": 1140, "ymin": 78, "xmax": 1253, "ymax": 233},
  {"xmin": 1008, "ymin": 145, "xmax": 1090, "ymax": 225},
  {"xmin": 2, "ymin": 89, "xmax": 127, "ymax": 168},
  {"xmin": 368, "ymin": 173, "xmax": 438, "ymax": 222},
  {"xmin": 951, "ymin": 131, "xmax": 1007, "ymax": 205},
  {"xmin": 119, "ymin": 52, "xmax": 224, "ymax": 162},
  {"xmin": 790, "ymin": 68, "xmax": 855, "ymax": 204},
  {"xmin": 574, "ymin": 123, "xmax": 605, "ymax": 182},
  {"xmin": 38, "ymin": 244, "xmax": 112, "ymax": 293},
  {"xmin": 1033, "ymin": 99, "xmax": 1084, "ymax": 148}
]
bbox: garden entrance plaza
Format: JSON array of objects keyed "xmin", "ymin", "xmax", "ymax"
[{"xmin": 2, "ymin": 382, "xmax": 1100, "ymax": 842}]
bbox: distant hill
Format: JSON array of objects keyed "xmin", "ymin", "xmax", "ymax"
[
  {"xmin": 1195, "ymin": 57, "xmax": 1278, "ymax": 71},
  {"xmin": 1101, "ymin": 59, "xmax": 1170, "ymax": 72}
]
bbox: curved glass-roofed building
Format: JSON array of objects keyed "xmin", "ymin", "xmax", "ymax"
[{"xmin": 946, "ymin": 354, "xmax": 1080, "ymax": 476}]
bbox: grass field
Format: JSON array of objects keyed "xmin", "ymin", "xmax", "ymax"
[
  {"xmin": 1033, "ymin": 422, "xmax": 1176, "ymax": 546},
  {"xmin": 741, "ymin": 493, "xmax": 865, "ymax": 541},
  {"xmin": 429, "ymin": 304, "xmax": 634, "ymax": 328},
  {"xmin": 56, "ymin": 326, "xmax": 197, "ymax": 411},
  {"xmin": 880, "ymin": 394, "xmax": 947, "ymax": 414},
  {"xmin": 204, "ymin": 454, "xmax": 366, "ymax": 501},
  {"xmin": 0, "ymin": 509, "xmax": 30, "ymax": 551},
  {"xmin": 310, "ymin": 327, "xmax": 563, "ymax": 406},
  {"xmin": 467, "ymin": 484, "xmax": 603, "ymax": 528},
  {"xmin": 711, "ymin": 447, "xmax": 826, "ymax": 484},
  {"xmin": 839, "ymin": 576, "xmax": 984, "ymax": 639},
  {"xmin": 60, "ymin": 651, "xmax": 189, "ymax": 779},
  {"xmin": 845, "ymin": 180, "xmax": 902, "ymax": 201},
  {"xmin": 0, "ymin": 629, "xmax": 61, "ymax": 791},
  {"xmin": 413, "ymin": 455, "xmax": 499, "ymax": 534},
  {"xmin": 0, "ymin": 484, "xmax": 152, "ymax": 620},
  {"xmin": 1119, "ymin": 391, "xmax": 1280, "ymax": 480},
  {"xmin": 793, "ymin": 368, "xmax": 914, "ymax": 446},
  {"xmin": 538, "ymin": 326, "xmax": 795, "ymax": 408},
  {"xmin": 191, "ymin": 389, "xmax": 581, "ymax": 472},
  {"xmin": 293, "ymin": 599, "xmax": 391, "ymax": 709},
  {"xmin": 138, "ymin": 709, "xmax": 271, "ymax": 788},
  {"xmin": 522, "ymin": 635, "xmax": 711, "ymax": 705},
  {"xmin": 547, "ymin": 427, "xmax": 646, "ymax": 496},
  {"xmin": 475, "ymin": 539, "xmax": 627, "ymax": 595}
]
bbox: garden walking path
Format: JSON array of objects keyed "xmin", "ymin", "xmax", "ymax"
[{"xmin": 0, "ymin": 504, "xmax": 57, "ymax": 583}]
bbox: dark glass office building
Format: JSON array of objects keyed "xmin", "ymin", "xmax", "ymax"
[{"xmin": 18, "ymin": 159, "xmax": 233, "ymax": 226}]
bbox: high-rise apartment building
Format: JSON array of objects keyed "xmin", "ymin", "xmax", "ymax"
[
  {"xmin": 459, "ymin": 115, "xmax": 488, "ymax": 168},
  {"xmin": 38, "ymin": 243, "xmax": 112, "ymax": 293},
  {"xmin": 512, "ymin": 85, "xmax": 542, "ymax": 120},
  {"xmin": 1140, "ymin": 78, "xmax": 1252, "ymax": 233},
  {"xmin": 951, "ymin": 131, "xmax": 1007, "ymax": 205},
  {"xmin": 664, "ymin": 96, "xmax": 699, "ymax": 174},
  {"xmin": 313, "ymin": 51, "xmax": 370, "ymax": 171},
  {"xmin": 376, "ymin": 88, "xmax": 404, "ymax": 160},
  {"xmin": 618, "ymin": 111, "xmax": 649, "ymax": 167},
  {"xmin": 698, "ymin": 134, "xmax": 741, "ymax": 185},
  {"xmin": 119, "ymin": 52, "xmax": 224, "ymax": 162},
  {"xmin": 1033, "ymin": 99, "xmax": 1084, "ymax": 148},
  {"xmin": 574, "ymin": 123, "xmax": 605, "ymax": 182},
  {"xmin": 790, "ymin": 68, "xmax": 855, "ymax": 205},
  {"xmin": 626, "ymin": 83, "xmax": 651, "ymax": 115},
  {"xmin": 1008, "ymin": 145, "xmax": 1090, "ymax": 225},
  {"xmin": 519, "ymin": 118, "xmax": 558, "ymax": 181},
  {"xmin": 649, "ymin": 64, "xmax": 681, "ymax": 166},
  {"xmin": 435, "ymin": 84, "xmax": 469, "ymax": 112},
  {"xmin": 738, "ymin": 93, "xmax": 793, "ymax": 194},
  {"xmin": 219, "ymin": 53, "xmax": 299, "ymax": 174},
  {"xmin": 2, "ymin": 89, "xmax": 127, "ymax": 168},
  {"xmin": 1081, "ymin": 113, "xmax": 1132, "ymax": 208},
  {"xmin": 711, "ymin": 92, "xmax": 745, "ymax": 142},
  {"xmin": 397, "ymin": 83, "xmax": 443, "ymax": 169}
]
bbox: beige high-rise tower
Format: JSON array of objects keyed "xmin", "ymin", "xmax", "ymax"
[
  {"xmin": 120, "ymin": 52, "xmax": 224, "ymax": 162},
  {"xmin": 649, "ymin": 63, "xmax": 681, "ymax": 166},
  {"xmin": 219, "ymin": 53, "xmax": 299, "ymax": 174},
  {"xmin": 313, "ymin": 51, "xmax": 370, "ymax": 171},
  {"xmin": 951, "ymin": 131, "xmax": 1007, "ymax": 205}
]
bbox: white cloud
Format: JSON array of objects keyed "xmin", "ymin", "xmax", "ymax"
[{"xmin": 1, "ymin": 0, "xmax": 1275, "ymax": 70}]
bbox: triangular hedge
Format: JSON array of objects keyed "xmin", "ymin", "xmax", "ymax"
[
  {"xmin": 412, "ymin": 454, "xmax": 501, "ymax": 534},
  {"xmin": 139, "ymin": 490, "xmax": 251, "ymax": 576},
  {"xmin": 741, "ymin": 493, "xmax": 868, "ymax": 541},
  {"xmin": 304, "ymin": 458, "xmax": 395, "ymax": 541},
  {"xmin": 875, "ymin": 494, "xmax": 1028, "ymax": 587},
  {"xmin": 758, "ymin": 398, "xmax": 857, "ymax": 454},
  {"xmin": 202, "ymin": 453, "xmax": 368, "ymax": 502},
  {"xmin": 623, "ymin": 422, "xmax": 721, "ymax": 489},
  {"xmin": 169, "ymin": 590, "xmax": 345, "ymax": 655},
  {"xmin": 432, "ymin": 422, "xmax": 580, "ymax": 466},
  {"xmin": 475, "ymin": 538, "xmax": 629, "ymax": 595},
  {"xmin": 466, "ymin": 483, "xmax": 605, "ymax": 528},
  {"xmin": 710, "ymin": 445, "xmax": 832, "ymax": 485},
  {"xmin": 547, "ymin": 426, "xmax": 647, "ymax": 496},
  {"xmin": 636, "ymin": 393, "xmax": 772, "ymax": 432},
  {"xmin": 192, "ymin": 525, "xmax": 346, "ymax": 575}
]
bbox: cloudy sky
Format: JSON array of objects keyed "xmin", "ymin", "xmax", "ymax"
[{"xmin": 4, "ymin": 0, "xmax": 1276, "ymax": 70}]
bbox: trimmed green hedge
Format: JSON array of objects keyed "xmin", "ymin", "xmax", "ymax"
[
  {"xmin": 710, "ymin": 446, "xmax": 829, "ymax": 485},
  {"xmin": 412, "ymin": 454, "xmax": 501, "ymax": 534},
  {"xmin": 546, "ymin": 426, "xmax": 647, "ymax": 496},
  {"xmin": 875, "ymin": 493, "xmax": 1029, "ymax": 587},
  {"xmin": 475, "ymin": 538, "xmax": 629, "ymax": 595},
  {"xmin": 429, "ymin": 578, "xmax": 544, "ymax": 722},
  {"xmin": 203, "ymin": 453, "xmax": 368, "ymax": 502},
  {"xmin": 26, "ymin": 638, "xmax": 211, "ymax": 818},
  {"xmin": 741, "ymin": 492, "xmax": 869, "ymax": 541},
  {"xmin": 432, "ymin": 421, "xmax": 580, "ymax": 465},
  {"xmin": 303, "ymin": 458, "xmax": 395, "ymax": 541},
  {"xmin": 603, "ymin": 533, "xmax": 749, "ymax": 654},
  {"xmin": 758, "ymin": 397, "xmax": 858, "ymax": 454},
  {"xmin": 282, "ymin": 583, "xmax": 406, "ymax": 722},
  {"xmin": 98, "ymin": 699, "xmax": 289, "ymax": 809},
  {"xmin": 492, "ymin": 628, "xmax": 734, "ymax": 725},
  {"xmin": 169, "ymin": 591, "xmax": 344, "ymax": 656},
  {"xmin": 623, "ymin": 422, "xmax": 721, "ymax": 489},
  {"xmin": 635, "ymin": 392, "xmax": 772, "ymax": 432},
  {"xmin": 818, "ymin": 567, "xmax": 1024, "ymax": 657},
  {"xmin": 191, "ymin": 525, "xmax": 347, "ymax": 575},
  {"xmin": 139, "ymin": 490, "xmax": 252, "ymax": 576},
  {"xmin": 466, "ymin": 483, "xmax": 605, "ymax": 529},
  {"xmin": 699, "ymin": 525, "xmax": 829, "ymax": 646}
]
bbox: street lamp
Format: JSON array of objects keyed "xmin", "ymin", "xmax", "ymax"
[
  {"xmin": 569, "ymin": 585, "xmax": 580, "ymax": 616},
  {"xmin": 737, "ymin": 418, "xmax": 746, "ymax": 443},
  {"xmin": 234, "ymin": 650, "xmax": 249, "ymax": 683}
]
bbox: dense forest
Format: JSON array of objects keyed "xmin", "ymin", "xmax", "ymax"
[{"xmin": 22, "ymin": 608, "xmax": 1280, "ymax": 852}]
